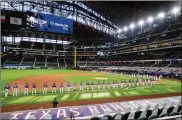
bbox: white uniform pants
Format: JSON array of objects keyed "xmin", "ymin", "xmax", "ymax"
[
  {"xmin": 43, "ymin": 88, "xmax": 47, "ymax": 94},
  {"xmin": 108, "ymin": 85, "xmax": 110, "ymax": 89},
  {"xmin": 67, "ymin": 87, "xmax": 70, "ymax": 92},
  {"xmin": 121, "ymin": 83, "xmax": 124, "ymax": 88},
  {"xmin": 60, "ymin": 87, "xmax": 64, "ymax": 93},
  {"xmin": 86, "ymin": 85, "xmax": 89, "ymax": 91},
  {"xmin": 24, "ymin": 88, "xmax": 28, "ymax": 95},
  {"xmin": 112, "ymin": 84, "xmax": 115, "ymax": 89},
  {"xmin": 5, "ymin": 89, "xmax": 9, "ymax": 97},
  {"xmin": 52, "ymin": 87, "xmax": 56, "ymax": 93},
  {"xmin": 92, "ymin": 85, "xmax": 94, "ymax": 91},
  {"xmin": 103, "ymin": 85, "xmax": 105, "ymax": 90},
  {"xmin": 13, "ymin": 88, "xmax": 18, "ymax": 96},
  {"xmin": 142, "ymin": 82, "xmax": 145, "ymax": 86},
  {"xmin": 98, "ymin": 85, "xmax": 100, "ymax": 90},
  {"xmin": 32, "ymin": 88, "xmax": 36, "ymax": 95},
  {"xmin": 80, "ymin": 86, "xmax": 83, "ymax": 91}
]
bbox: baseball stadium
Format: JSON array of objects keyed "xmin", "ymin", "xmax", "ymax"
[{"xmin": 1, "ymin": 1, "xmax": 182, "ymax": 120}]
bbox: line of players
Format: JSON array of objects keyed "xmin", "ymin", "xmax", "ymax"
[{"xmin": 4, "ymin": 79, "xmax": 155, "ymax": 97}]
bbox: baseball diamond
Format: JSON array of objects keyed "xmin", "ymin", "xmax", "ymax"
[{"xmin": 1, "ymin": 1, "xmax": 182, "ymax": 120}]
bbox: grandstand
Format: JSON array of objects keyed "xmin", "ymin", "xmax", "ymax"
[{"xmin": 1, "ymin": 1, "xmax": 181, "ymax": 120}]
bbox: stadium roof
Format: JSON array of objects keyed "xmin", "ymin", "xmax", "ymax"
[{"xmin": 83, "ymin": 1, "xmax": 180, "ymax": 27}]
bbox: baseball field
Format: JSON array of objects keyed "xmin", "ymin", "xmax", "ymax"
[{"xmin": 1, "ymin": 69, "xmax": 181, "ymax": 112}]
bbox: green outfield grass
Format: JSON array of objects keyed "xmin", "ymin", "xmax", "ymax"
[{"xmin": 1, "ymin": 69, "xmax": 181, "ymax": 106}]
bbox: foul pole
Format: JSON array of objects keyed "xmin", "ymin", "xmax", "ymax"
[{"xmin": 74, "ymin": 47, "xmax": 77, "ymax": 69}]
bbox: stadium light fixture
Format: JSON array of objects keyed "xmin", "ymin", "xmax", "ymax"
[
  {"xmin": 124, "ymin": 27, "xmax": 128, "ymax": 31},
  {"xmin": 124, "ymin": 26, "xmax": 128, "ymax": 34},
  {"xmin": 172, "ymin": 7, "xmax": 180, "ymax": 14},
  {"xmin": 130, "ymin": 23, "xmax": 135, "ymax": 36},
  {"xmin": 172, "ymin": 7, "xmax": 180, "ymax": 20},
  {"xmin": 138, "ymin": 20, "xmax": 144, "ymax": 26},
  {"xmin": 117, "ymin": 29, "xmax": 122, "ymax": 33},
  {"xmin": 147, "ymin": 16, "xmax": 154, "ymax": 23},
  {"xmin": 130, "ymin": 23, "xmax": 135, "ymax": 29},
  {"xmin": 138, "ymin": 20, "xmax": 144, "ymax": 32},
  {"xmin": 158, "ymin": 12, "xmax": 165, "ymax": 18}
]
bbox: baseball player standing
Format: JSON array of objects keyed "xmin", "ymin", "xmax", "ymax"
[
  {"xmin": 97, "ymin": 81, "xmax": 101, "ymax": 90},
  {"xmin": 121, "ymin": 80, "xmax": 124, "ymax": 88},
  {"xmin": 112, "ymin": 80, "xmax": 115, "ymax": 89},
  {"xmin": 80, "ymin": 81, "xmax": 83, "ymax": 91},
  {"xmin": 52, "ymin": 83, "xmax": 56, "ymax": 93},
  {"xmin": 4, "ymin": 84, "xmax": 10, "ymax": 97},
  {"xmin": 43, "ymin": 82, "xmax": 48, "ymax": 95},
  {"xmin": 24, "ymin": 83, "xmax": 29, "ymax": 95},
  {"xmin": 136, "ymin": 79, "xmax": 139, "ymax": 87},
  {"xmin": 142, "ymin": 79, "xmax": 145, "ymax": 86},
  {"xmin": 60, "ymin": 83, "xmax": 64, "ymax": 93},
  {"xmin": 13, "ymin": 83, "xmax": 18, "ymax": 96},
  {"xmin": 86, "ymin": 81, "xmax": 89, "ymax": 91},
  {"xmin": 67, "ymin": 82, "xmax": 71, "ymax": 92},
  {"xmin": 73, "ymin": 82, "xmax": 76, "ymax": 91},
  {"xmin": 91, "ymin": 81, "xmax": 95, "ymax": 91},
  {"xmin": 102, "ymin": 81, "xmax": 105, "ymax": 90},
  {"xmin": 107, "ymin": 81, "xmax": 110, "ymax": 89},
  {"xmin": 32, "ymin": 83, "xmax": 36, "ymax": 95}
]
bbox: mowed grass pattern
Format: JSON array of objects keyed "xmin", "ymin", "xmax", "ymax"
[{"xmin": 1, "ymin": 69, "xmax": 181, "ymax": 106}]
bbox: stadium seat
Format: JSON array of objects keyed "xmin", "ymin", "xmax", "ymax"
[
  {"xmin": 10, "ymin": 117, "xmax": 18, "ymax": 120},
  {"xmin": 111, "ymin": 113, "xmax": 123, "ymax": 120},
  {"xmin": 123, "ymin": 107, "xmax": 131, "ymax": 120},
  {"xmin": 134, "ymin": 106, "xmax": 142, "ymax": 120},
  {"xmin": 43, "ymin": 114, "xmax": 52, "ymax": 119},
  {"xmin": 137, "ymin": 111, "xmax": 147, "ymax": 120},
  {"xmin": 159, "ymin": 107, "xmax": 169, "ymax": 117},
  {"xmin": 127, "ymin": 112, "xmax": 135, "ymax": 120},
  {"xmin": 101, "ymin": 110, "xmax": 112, "ymax": 120},
  {"xmin": 148, "ymin": 108, "xmax": 159, "ymax": 119},
  {"xmin": 26, "ymin": 115, "xmax": 36, "ymax": 120},
  {"xmin": 170, "ymin": 106, "xmax": 180, "ymax": 116}
]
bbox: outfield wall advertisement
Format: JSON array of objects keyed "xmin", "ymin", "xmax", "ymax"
[{"xmin": 27, "ymin": 13, "xmax": 73, "ymax": 34}]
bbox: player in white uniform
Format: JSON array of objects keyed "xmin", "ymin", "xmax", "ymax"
[
  {"xmin": 4, "ymin": 84, "xmax": 10, "ymax": 97},
  {"xmin": 24, "ymin": 83, "xmax": 29, "ymax": 95},
  {"xmin": 86, "ymin": 81, "xmax": 90, "ymax": 91},
  {"xmin": 43, "ymin": 82, "xmax": 48, "ymax": 95},
  {"xmin": 60, "ymin": 83, "xmax": 64, "ymax": 93},
  {"xmin": 91, "ymin": 81, "xmax": 95, "ymax": 91},
  {"xmin": 13, "ymin": 83, "xmax": 18, "ymax": 96},
  {"xmin": 80, "ymin": 81, "xmax": 83, "ymax": 91},
  {"xmin": 107, "ymin": 81, "xmax": 110, "ymax": 89},
  {"xmin": 32, "ymin": 83, "xmax": 36, "ymax": 95},
  {"xmin": 67, "ymin": 82, "xmax": 71, "ymax": 92},
  {"xmin": 97, "ymin": 81, "xmax": 101, "ymax": 90},
  {"xmin": 52, "ymin": 83, "xmax": 56, "ymax": 93},
  {"xmin": 102, "ymin": 81, "xmax": 105, "ymax": 90}
]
